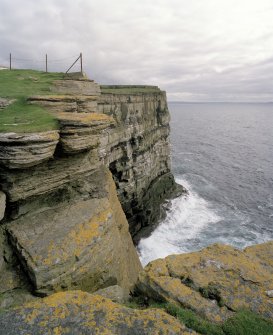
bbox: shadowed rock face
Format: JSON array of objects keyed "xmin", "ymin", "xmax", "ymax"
[
  {"xmin": 98, "ymin": 90, "xmax": 185, "ymax": 236},
  {"xmin": 137, "ymin": 241, "xmax": 273, "ymax": 322},
  {"xmin": 0, "ymin": 290, "xmax": 194, "ymax": 335}
]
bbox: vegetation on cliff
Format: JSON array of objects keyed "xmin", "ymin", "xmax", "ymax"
[
  {"xmin": 0, "ymin": 70, "xmax": 64, "ymax": 132},
  {"xmin": 127, "ymin": 300, "xmax": 273, "ymax": 335},
  {"xmin": 133, "ymin": 241, "xmax": 273, "ymax": 335},
  {"xmin": 100, "ymin": 85, "xmax": 161, "ymax": 94}
]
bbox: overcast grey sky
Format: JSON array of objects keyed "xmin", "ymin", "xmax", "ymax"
[{"xmin": 1, "ymin": 0, "xmax": 273, "ymax": 101}]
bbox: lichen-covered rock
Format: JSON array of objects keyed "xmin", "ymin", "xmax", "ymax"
[
  {"xmin": 6, "ymin": 167, "xmax": 142, "ymax": 295},
  {"xmin": 0, "ymin": 131, "xmax": 59, "ymax": 168},
  {"xmin": 57, "ymin": 112, "xmax": 115, "ymax": 153},
  {"xmin": 137, "ymin": 242, "xmax": 273, "ymax": 322},
  {"xmin": 0, "ymin": 290, "xmax": 193, "ymax": 335},
  {"xmin": 94, "ymin": 285, "xmax": 129, "ymax": 304}
]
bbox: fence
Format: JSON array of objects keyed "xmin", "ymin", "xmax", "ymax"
[{"xmin": 5, "ymin": 53, "xmax": 84, "ymax": 74}]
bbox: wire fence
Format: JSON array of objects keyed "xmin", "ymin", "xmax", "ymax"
[{"xmin": 3, "ymin": 53, "xmax": 83, "ymax": 74}]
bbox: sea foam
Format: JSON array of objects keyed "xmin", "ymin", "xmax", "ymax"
[{"xmin": 138, "ymin": 179, "xmax": 221, "ymax": 266}]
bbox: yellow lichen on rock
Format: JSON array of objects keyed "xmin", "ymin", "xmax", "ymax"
[
  {"xmin": 2, "ymin": 290, "xmax": 192, "ymax": 335},
  {"xmin": 42, "ymin": 208, "xmax": 109, "ymax": 267},
  {"xmin": 137, "ymin": 241, "xmax": 273, "ymax": 322}
]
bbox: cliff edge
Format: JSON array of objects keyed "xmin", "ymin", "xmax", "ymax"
[{"xmin": 0, "ymin": 70, "xmax": 182, "ymax": 305}]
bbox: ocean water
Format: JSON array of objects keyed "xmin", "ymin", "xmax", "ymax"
[{"xmin": 138, "ymin": 102, "xmax": 273, "ymax": 265}]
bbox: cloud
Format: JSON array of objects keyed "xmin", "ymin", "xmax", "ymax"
[{"xmin": 0, "ymin": 0, "xmax": 273, "ymax": 101}]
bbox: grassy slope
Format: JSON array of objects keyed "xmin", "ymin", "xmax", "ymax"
[
  {"xmin": 0, "ymin": 69, "xmax": 63, "ymax": 133},
  {"xmin": 126, "ymin": 299, "xmax": 273, "ymax": 335}
]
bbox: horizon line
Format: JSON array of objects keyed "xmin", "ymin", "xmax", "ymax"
[{"xmin": 168, "ymin": 101, "xmax": 273, "ymax": 104}]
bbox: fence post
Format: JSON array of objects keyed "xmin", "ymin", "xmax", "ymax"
[
  {"xmin": 46, "ymin": 54, "xmax": 48, "ymax": 73},
  {"xmin": 9, "ymin": 53, "xmax": 11, "ymax": 70},
  {"xmin": 80, "ymin": 52, "xmax": 83, "ymax": 73}
]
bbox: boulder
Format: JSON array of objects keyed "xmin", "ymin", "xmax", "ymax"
[
  {"xmin": 137, "ymin": 242, "xmax": 273, "ymax": 322},
  {"xmin": 0, "ymin": 290, "xmax": 193, "ymax": 335},
  {"xmin": 6, "ymin": 167, "xmax": 142, "ymax": 296}
]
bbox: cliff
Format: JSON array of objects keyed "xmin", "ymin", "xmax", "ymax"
[
  {"xmin": 0, "ymin": 71, "xmax": 181, "ymax": 306},
  {"xmin": 98, "ymin": 85, "xmax": 184, "ymax": 237},
  {"xmin": 1, "ymin": 71, "xmax": 271, "ymax": 335}
]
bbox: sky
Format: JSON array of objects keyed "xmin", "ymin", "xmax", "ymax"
[{"xmin": 1, "ymin": 0, "xmax": 273, "ymax": 102}]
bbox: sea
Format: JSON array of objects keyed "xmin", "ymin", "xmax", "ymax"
[{"xmin": 138, "ymin": 102, "xmax": 273, "ymax": 266}]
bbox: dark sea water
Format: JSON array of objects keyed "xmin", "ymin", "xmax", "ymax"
[{"xmin": 139, "ymin": 102, "xmax": 273, "ymax": 265}]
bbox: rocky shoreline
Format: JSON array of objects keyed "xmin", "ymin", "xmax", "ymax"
[{"xmin": 0, "ymin": 71, "xmax": 272, "ymax": 334}]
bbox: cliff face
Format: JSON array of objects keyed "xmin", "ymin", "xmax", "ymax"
[
  {"xmin": 0, "ymin": 75, "xmax": 180, "ymax": 306},
  {"xmin": 98, "ymin": 86, "xmax": 182, "ymax": 236}
]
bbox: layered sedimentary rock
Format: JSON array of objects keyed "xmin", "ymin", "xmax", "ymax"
[
  {"xmin": 137, "ymin": 241, "xmax": 273, "ymax": 322},
  {"xmin": 0, "ymin": 131, "xmax": 59, "ymax": 169},
  {"xmin": 98, "ymin": 86, "xmax": 184, "ymax": 236},
  {"xmin": 0, "ymin": 75, "xmax": 179, "ymax": 304},
  {"xmin": 6, "ymin": 168, "xmax": 141, "ymax": 296},
  {"xmin": 0, "ymin": 291, "xmax": 193, "ymax": 335}
]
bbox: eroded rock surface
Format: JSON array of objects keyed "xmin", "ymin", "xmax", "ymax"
[
  {"xmin": 98, "ymin": 89, "xmax": 185, "ymax": 236},
  {"xmin": 57, "ymin": 112, "xmax": 115, "ymax": 153},
  {"xmin": 0, "ymin": 77, "xmax": 182, "ymax": 313},
  {"xmin": 137, "ymin": 242, "xmax": 273, "ymax": 322},
  {"xmin": 6, "ymin": 168, "xmax": 141, "ymax": 296},
  {"xmin": 0, "ymin": 290, "xmax": 193, "ymax": 335},
  {"xmin": 0, "ymin": 131, "xmax": 59, "ymax": 169}
]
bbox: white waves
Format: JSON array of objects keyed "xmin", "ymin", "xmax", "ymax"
[{"xmin": 138, "ymin": 178, "xmax": 221, "ymax": 266}]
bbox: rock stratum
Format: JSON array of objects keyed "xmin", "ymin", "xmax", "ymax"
[
  {"xmin": 0, "ymin": 74, "xmax": 181, "ymax": 306},
  {"xmin": 0, "ymin": 73, "xmax": 272, "ymax": 334}
]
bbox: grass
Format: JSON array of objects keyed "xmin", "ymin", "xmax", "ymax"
[
  {"xmin": 100, "ymin": 84, "xmax": 161, "ymax": 94},
  {"xmin": 0, "ymin": 98, "xmax": 58, "ymax": 133},
  {"xmin": 0, "ymin": 69, "xmax": 64, "ymax": 98},
  {"xmin": 125, "ymin": 298, "xmax": 273, "ymax": 335},
  {"xmin": 223, "ymin": 310, "xmax": 273, "ymax": 335},
  {"xmin": 0, "ymin": 69, "xmax": 64, "ymax": 133}
]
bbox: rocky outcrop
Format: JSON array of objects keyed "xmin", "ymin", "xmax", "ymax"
[
  {"xmin": 0, "ymin": 98, "xmax": 13, "ymax": 109},
  {"xmin": 6, "ymin": 167, "xmax": 141, "ymax": 296},
  {"xmin": 0, "ymin": 290, "xmax": 193, "ymax": 335},
  {"xmin": 137, "ymin": 241, "xmax": 273, "ymax": 322},
  {"xmin": 0, "ymin": 131, "xmax": 59, "ymax": 169},
  {"xmin": 0, "ymin": 75, "xmax": 180, "ymax": 309},
  {"xmin": 0, "ymin": 226, "xmax": 35, "ymax": 310},
  {"xmin": 28, "ymin": 94, "xmax": 99, "ymax": 113},
  {"xmin": 57, "ymin": 112, "xmax": 115, "ymax": 153}
]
